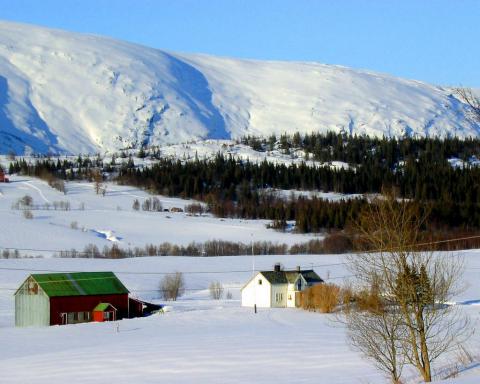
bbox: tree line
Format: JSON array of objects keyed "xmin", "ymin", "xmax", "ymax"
[{"xmin": 9, "ymin": 133, "xmax": 480, "ymax": 232}]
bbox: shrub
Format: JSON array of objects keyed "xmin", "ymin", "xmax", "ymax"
[
  {"xmin": 20, "ymin": 195, "xmax": 33, "ymax": 207},
  {"xmin": 160, "ymin": 272, "xmax": 185, "ymax": 301},
  {"xmin": 185, "ymin": 203, "xmax": 206, "ymax": 215},
  {"xmin": 340, "ymin": 284, "xmax": 355, "ymax": 313},
  {"xmin": 132, "ymin": 199, "xmax": 140, "ymax": 211},
  {"xmin": 354, "ymin": 286, "xmax": 384, "ymax": 314},
  {"xmin": 267, "ymin": 218, "xmax": 288, "ymax": 231},
  {"xmin": 23, "ymin": 209, "xmax": 33, "ymax": 219},
  {"xmin": 290, "ymin": 239, "xmax": 324, "ymax": 254},
  {"xmin": 209, "ymin": 281, "xmax": 224, "ymax": 300},
  {"xmin": 300, "ymin": 283, "xmax": 341, "ymax": 313},
  {"xmin": 48, "ymin": 178, "xmax": 66, "ymax": 194},
  {"xmin": 140, "ymin": 197, "xmax": 162, "ymax": 212},
  {"xmin": 151, "ymin": 197, "xmax": 162, "ymax": 211},
  {"xmin": 322, "ymin": 232, "xmax": 353, "ymax": 254}
]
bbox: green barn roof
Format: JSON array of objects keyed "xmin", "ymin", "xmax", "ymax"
[{"xmin": 29, "ymin": 272, "xmax": 129, "ymax": 297}]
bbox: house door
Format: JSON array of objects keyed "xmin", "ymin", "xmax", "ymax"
[{"xmin": 295, "ymin": 292, "xmax": 301, "ymax": 307}]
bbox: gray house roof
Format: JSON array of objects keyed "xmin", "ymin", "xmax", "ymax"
[{"xmin": 260, "ymin": 269, "xmax": 323, "ymax": 285}]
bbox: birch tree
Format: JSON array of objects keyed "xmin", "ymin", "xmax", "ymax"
[{"xmin": 345, "ymin": 192, "xmax": 469, "ymax": 382}]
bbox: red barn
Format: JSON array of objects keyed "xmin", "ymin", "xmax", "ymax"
[{"xmin": 15, "ymin": 272, "xmax": 131, "ymax": 326}]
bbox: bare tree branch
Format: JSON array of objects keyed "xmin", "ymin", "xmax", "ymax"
[{"xmin": 455, "ymin": 87, "xmax": 480, "ymax": 123}]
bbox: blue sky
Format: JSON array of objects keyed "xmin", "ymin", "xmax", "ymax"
[{"xmin": 1, "ymin": 0, "xmax": 479, "ymax": 86}]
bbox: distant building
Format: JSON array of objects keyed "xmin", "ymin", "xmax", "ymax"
[
  {"xmin": 14, "ymin": 272, "xmax": 142, "ymax": 326},
  {"xmin": 241, "ymin": 264, "xmax": 324, "ymax": 308},
  {"xmin": 0, "ymin": 168, "xmax": 9, "ymax": 182}
]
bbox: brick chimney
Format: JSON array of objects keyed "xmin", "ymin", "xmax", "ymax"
[{"xmin": 274, "ymin": 263, "xmax": 281, "ymax": 272}]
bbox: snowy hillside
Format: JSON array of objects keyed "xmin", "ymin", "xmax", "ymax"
[{"xmin": 0, "ymin": 21, "xmax": 479, "ymax": 154}]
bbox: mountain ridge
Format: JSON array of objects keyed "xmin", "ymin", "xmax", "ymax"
[{"xmin": 0, "ymin": 20, "xmax": 478, "ymax": 154}]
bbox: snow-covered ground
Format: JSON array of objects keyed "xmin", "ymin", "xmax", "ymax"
[
  {"xmin": 0, "ymin": 174, "xmax": 478, "ymax": 383},
  {"xmin": 0, "ymin": 175, "xmax": 319, "ymax": 253},
  {"xmin": 0, "ymin": 171, "xmax": 478, "ymax": 382},
  {"xmin": 0, "ymin": 252, "xmax": 478, "ymax": 384},
  {"xmin": 0, "ymin": 21, "xmax": 479, "ymax": 155}
]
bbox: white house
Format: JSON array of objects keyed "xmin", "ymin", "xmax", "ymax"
[{"xmin": 241, "ymin": 264, "xmax": 324, "ymax": 308}]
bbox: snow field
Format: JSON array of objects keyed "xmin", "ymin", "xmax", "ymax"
[{"xmin": 0, "ymin": 252, "xmax": 478, "ymax": 383}]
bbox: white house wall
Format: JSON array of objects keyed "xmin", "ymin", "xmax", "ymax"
[
  {"xmin": 241, "ymin": 273, "xmax": 272, "ymax": 308},
  {"xmin": 270, "ymin": 284, "xmax": 287, "ymax": 308}
]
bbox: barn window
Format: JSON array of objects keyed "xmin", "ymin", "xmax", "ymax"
[
  {"xmin": 258, "ymin": 279, "xmax": 262, "ymax": 285},
  {"xmin": 27, "ymin": 281, "xmax": 39, "ymax": 295}
]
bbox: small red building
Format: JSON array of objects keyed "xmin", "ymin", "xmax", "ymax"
[
  {"xmin": 0, "ymin": 168, "xmax": 9, "ymax": 183},
  {"xmin": 15, "ymin": 272, "xmax": 131, "ymax": 326},
  {"xmin": 93, "ymin": 303, "xmax": 118, "ymax": 322}
]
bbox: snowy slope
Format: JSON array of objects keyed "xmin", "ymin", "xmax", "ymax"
[
  {"xmin": 0, "ymin": 21, "xmax": 479, "ymax": 155},
  {"xmin": 0, "ymin": 175, "xmax": 317, "ymax": 253}
]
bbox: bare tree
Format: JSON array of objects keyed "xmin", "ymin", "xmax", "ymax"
[
  {"xmin": 92, "ymin": 170, "xmax": 103, "ymax": 195},
  {"xmin": 209, "ymin": 281, "xmax": 224, "ymax": 300},
  {"xmin": 160, "ymin": 272, "xmax": 185, "ymax": 301},
  {"xmin": 455, "ymin": 87, "xmax": 480, "ymax": 122},
  {"xmin": 346, "ymin": 191, "xmax": 469, "ymax": 382},
  {"xmin": 346, "ymin": 305, "xmax": 405, "ymax": 383},
  {"xmin": 132, "ymin": 199, "xmax": 140, "ymax": 211}
]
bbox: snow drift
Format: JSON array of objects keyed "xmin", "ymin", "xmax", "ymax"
[{"xmin": 0, "ymin": 21, "xmax": 479, "ymax": 154}]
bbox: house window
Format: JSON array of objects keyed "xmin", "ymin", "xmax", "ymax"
[
  {"xmin": 258, "ymin": 279, "xmax": 262, "ymax": 285},
  {"xmin": 275, "ymin": 293, "xmax": 283, "ymax": 303},
  {"xmin": 104, "ymin": 312, "xmax": 111, "ymax": 320},
  {"xmin": 288, "ymin": 294, "xmax": 292, "ymax": 300}
]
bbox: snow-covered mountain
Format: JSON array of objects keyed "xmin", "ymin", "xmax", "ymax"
[{"xmin": 0, "ymin": 21, "xmax": 478, "ymax": 154}]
